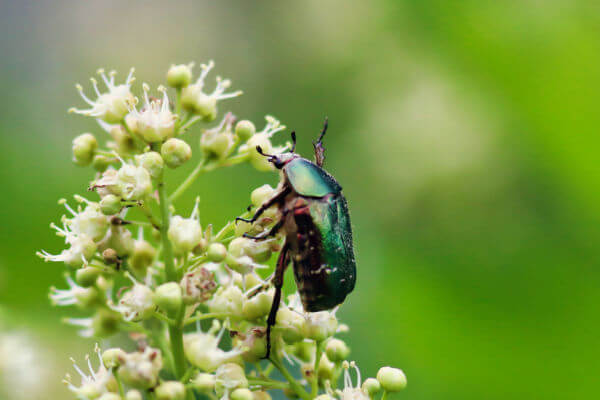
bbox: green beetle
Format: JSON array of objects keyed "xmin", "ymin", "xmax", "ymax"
[{"xmin": 237, "ymin": 118, "xmax": 356, "ymax": 357}]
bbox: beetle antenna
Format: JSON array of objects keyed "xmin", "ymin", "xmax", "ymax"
[
  {"xmin": 256, "ymin": 146, "xmax": 274, "ymax": 157},
  {"xmin": 317, "ymin": 116, "xmax": 328, "ymax": 144},
  {"xmin": 290, "ymin": 131, "xmax": 296, "ymax": 153}
]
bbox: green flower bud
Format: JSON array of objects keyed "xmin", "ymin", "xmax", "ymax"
[
  {"xmin": 247, "ymin": 135, "xmax": 274, "ymax": 172},
  {"xmin": 317, "ymin": 354, "xmax": 335, "ymax": 382},
  {"xmin": 72, "ymin": 133, "xmax": 98, "ymax": 166},
  {"xmin": 118, "ymin": 347, "xmax": 163, "ymax": 390},
  {"xmin": 154, "ymin": 282, "xmax": 182, "ymax": 315},
  {"xmin": 208, "ymin": 285, "xmax": 243, "ymax": 318},
  {"xmin": 275, "ymin": 308, "xmax": 305, "ymax": 344},
  {"xmin": 103, "ymin": 226, "xmax": 135, "ymax": 257},
  {"xmin": 250, "ymin": 184, "xmax": 275, "ymax": 207},
  {"xmin": 325, "ymin": 338, "xmax": 350, "ymax": 363},
  {"xmin": 207, "ymin": 242, "xmax": 227, "ymax": 262},
  {"xmin": 98, "ymin": 394, "xmax": 121, "ymax": 400},
  {"xmin": 252, "ymin": 391, "xmax": 272, "ymax": 400},
  {"xmin": 100, "ymin": 194, "xmax": 122, "ymax": 215},
  {"xmin": 102, "ymin": 348, "xmax": 127, "ymax": 369},
  {"xmin": 93, "ymin": 154, "xmax": 112, "ymax": 172},
  {"xmin": 155, "ymin": 381, "xmax": 185, "ymax": 400},
  {"xmin": 231, "ymin": 388, "xmax": 253, "ymax": 400},
  {"xmin": 167, "ymin": 63, "xmax": 193, "ymax": 88},
  {"xmin": 75, "ymin": 266, "xmax": 100, "ymax": 287},
  {"xmin": 235, "ymin": 120, "xmax": 255, "ymax": 141},
  {"xmin": 200, "ymin": 128, "xmax": 235, "ymax": 160},
  {"xmin": 73, "ymin": 286, "xmax": 102, "ymax": 308},
  {"xmin": 190, "ymin": 372, "xmax": 215, "ymax": 393},
  {"xmin": 215, "ymin": 363, "xmax": 248, "ymax": 398},
  {"xmin": 182, "ymin": 87, "xmax": 217, "ymax": 121},
  {"xmin": 102, "ymin": 248, "xmax": 119, "ymax": 265},
  {"xmin": 303, "ymin": 311, "xmax": 337, "ymax": 342},
  {"xmin": 362, "ymin": 378, "xmax": 381, "ymax": 397},
  {"xmin": 236, "ymin": 328, "xmax": 267, "ymax": 363},
  {"xmin": 125, "ymin": 390, "xmax": 143, "ymax": 400},
  {"xmin": 110, "ymin": 126, "xmax": 136, "ymax": 156},
  {"xmin": 290, "ymin": 341, "xmax": 313, "ymax": 363},
  {"xmin": 136, "ymin": 151, "xmax": 164, "ymax": 179},
  {"xmin": 161, "ymin": 138, "xmax": 192, "ymax": 168},
  {"xmin": 91, "ymin": 309, "xmax": 120, "ymax": 337},
  {"xmin": 242, "ymin": 289, "xmax": 274, "ymax": 321},
  {"xmin": 376, "ymin": 367, "xmax": 407, "ymax": 392},
  {"xmin": 130, "ymin": 239, "xmax": 156, "ymax": 274}
]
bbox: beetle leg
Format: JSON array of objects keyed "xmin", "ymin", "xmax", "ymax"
[
  {"xmin": 242, "ymin": 212, "xmax": 287, "ymax": 241},
  {"xmin": 265, "ymin": 241, "xmax": 290, "ymax": 359},
  {"xmin": 235, "ymin": 186, "xmax": 290, "ymax": 224}
]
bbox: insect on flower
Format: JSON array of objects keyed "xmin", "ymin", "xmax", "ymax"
[{"xmin": 237, "ymin": 118, "xmax": 356, "ymax": 358}]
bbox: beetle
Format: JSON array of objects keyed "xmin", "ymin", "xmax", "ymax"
[{"xmin": 237, "ymin": 118, "xmax": 356, "ymax": 358}]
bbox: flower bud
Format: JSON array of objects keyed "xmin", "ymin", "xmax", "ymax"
[
  {"xmin": 207, "ymin": 242, "xmax": 227, "ymax": 262},
  {"xmin": 93, "ymin": 154, "xmax": 112, "ymax": 172},
  {"xmin": 252, "ymin": 391, "xmax": 272, "ymax": 400},
  {"xmin": 233, "ymin": 328, "xmax": 267, "ymax": 363},
  {"xmin": 200, "ymin": 127, "xmax": 234, "ymax": 160},
  {"xmin": 161, "ymin": 138, "xmax": 192, "ymax": 168},
  {"xmin": 98, "ymin": 394, "xmax": 121, "ymax": 400},
  {"xmin": 155, "ymin": 381, "xmax": 185, "ymax": 400},
  {"xmin": 130, "ymin": 239, "xmax": 156, "ymax": 274},
  {"xmin": 242, "ymin": 289, "xmax": 274, "ymax": 321},
  {"xmin": 118, "ymin": 347, "xmax": 163, "ymax": 390},
  {"xmin": 235, "ymin": 120, "xmax": 255, "ymax": 141},
  {"xmin": 125, "ymin": 390, "xmax": 143, "ymax": 400},
  {"xmin": 102, "ymin": 348, "xmax": 127, "ymax": 369},
  {"xmin": 376, "ymin": 367, "xmax": 407, "ymax": 392},
  {"xmin": 250, "ymin": 184, "xmax": 275, "ymax": 207},
  {"xmin": 102, "ymin": 248, "xmax": 119, "ymax": 265},
  {"xmin": 190, "ymin": 372, "xmax": 215, "ymax": 393},
  {"xmin": 116, "ymin": 164, "xmax": 152, "ymax": 201},
  {"xmin": 154, "ymin": 282, "xmax": 182, "ymax": 315},
  {"xmin": 303, "ymin": 311, "xmax": 337, "ymax": 342},
  {"xmin": 110, "ymin": 125, "xmax": 136, "ymax": 156},
  {"xmin": 289, "ymin": 341, "xmax": 313, "ymax": 363},
  {"xmin": 362, "ymin": 378, "xmax": 381, "ymax": 397},
  {"xmin": 180, "ymin": 267, "xmax": 217, "ymax": 304},
  {"xmin": 182, "ymin": 89, "xmax": 217, "ymax": 121},
  {"xmin": 91, "ymin": 309, "xmax": 120, "ymax": 337},
  {"xmin": 75, "ymin": 266, "xmax": 100, "ymax": 287},
  {"xmin": 168, "ymin": 215, "xmax": 202, "ymax": 254},
  {"xmin": 136, "ymin": 151, "xmax": 164, "ymax": 179},
  {"xmin": 100, "ymin": 194, "xmax": 122, "ymax": 215},
  {"xmin": 246, "ymin": 135, "xmax": 274, "ymax": 172},
  {"xmin": 325, "ymin": 338, "xmax": 350, "ymax": 363},
  {"xmin": 317, "ymin": 354, "xmax": 335, "ymax": 382},
  {"xmin": 231, "ymin": 388, "xmax": 253, "ymax": 400},
  {"xmin": 208, "ymin": 285, "xmax": 243, "ymax": 318},
  {"xmin": 275, "ymin": 308, "xmax": 305, "ymax": 344},
  {"xmin": 167, "ymin": 63, "xmax": 193, "ymax": 88},
  {"xmin": 72, "ymin": 133, "xmax": 98, "ymax": 166},
  {"xmin": 215, "ymin": 363, "xmax": 248, "ymax": 397},
  {"xmin": 103, "ymin": 226, "xmax": 135, "ymax": 257}
]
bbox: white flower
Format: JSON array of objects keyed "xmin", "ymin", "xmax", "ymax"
[
  {"xmin": 64, "ymin": 344, "xmax": 115, "ymax": 400},
  {"xmin": 110, "ymin": 273, "xmax": 154, "ymax": 321},
  {"xmin": 128, "ymin": 84, "xmax": 176, "ymax": 142},
  {"xmin": 37, "ymin": 220, "xmax": 96, "ymax": 268},
  {"xmin": 63, "ymin": 196, "xmax": 110, "ymax": 241},
  {"xmin": 70, "ymin": 68, "xmax": 135, "ymax": 124},
  {"xmin": 200, "ymin": 112, "xmax": 236, "ymax": 159},
  {"xmin": 94, "ymin": 159, "xmax": 152, "ymax": 201},
  {"xmin": 336, "ymin": 361, "xmax": 369, "ymax": 400},
  {"xmin": 168, "ymin": 198, "xmax": 202, "ymax": 254},
  {"xmin": 50, "ymin": 274, "xmax": 97, "ymax": 307},
  {"xmin": 118, "ymin": 347, "xmax": 163, "ymax": 390},
  {"xmin": 184, "ymin": 320, "xmax": 244, "ymax": 372},
  {"xmin": 181, "ymin": 60, "xmax": 242, "ymax": 120}
]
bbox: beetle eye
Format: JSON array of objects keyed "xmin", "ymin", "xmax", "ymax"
[{"xmin": 271, "ymin": 158, "xmax": 284, "ymax": 169}]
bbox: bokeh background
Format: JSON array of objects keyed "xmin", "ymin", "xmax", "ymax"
[{"xmin": 1, "ymin": 1, "xmax": 599, "ymax": 399}]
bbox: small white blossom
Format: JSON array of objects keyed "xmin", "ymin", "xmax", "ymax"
[
  {"xmin": 64, "ymin": 344, "xmax": 115, "ymax": 400},
  {"xmin": 94, "ymin": 158, "xmax": 152, "ymax": 201},
  {"xmin": 110, "ymin": 273, "xmax": 154, "ymax": 321},
  {"xmin": 70, "ymin": 68, "xmax": 135, "ymax": 124},
  {"xmin": 63, "ymin": 317, "xmax": 95, "ymax": 337},
  {"xmin": 63, "ymin": 196, "xmax": 110, "ymax": 241},
  {"xmin": 37, "ymin": 220, "xmax": 96, "ymax": 268},
  {"xmin": 128, "ymin": 84, "xmax": 176, "ymax": 142},
  {"xmin": 181, "ymin": 61, "xmax": 242, "ymax": 119},
  {"xmin": 118, "ymin": 347, "xmax": 163, "ymax": 390},
  {"xmin": 336, "ymin": 361, "xmax": 369, "ymax": 400},
  {"xmin": 184, "ymin": 320, "xmax": 244, "ymax": 372},
  {"xmin": 168, "ymin": 198, "xmax": 202, "ymax": 254},
  {"xmin": 50, "ymin": 274, "xmax": 96, "ymax": 307}
]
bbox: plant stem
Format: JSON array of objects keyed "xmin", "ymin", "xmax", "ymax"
[
  {"xmin": 381, "ymin": 390, "xmax": 389, "ymax": 400},
  {"xmin": 169, "ymin": 158, "xmax": 207, "ymax": 202},
  {"xmin": 156, "ymin": 170, "xmax": 187, "ymax": 379},
  {"xmin": 312, "ymin": 340, "xmax": 325, "ymax": 397},
  {"xmin": 270, "ymin": 358, "xmax": 311, "ymax": 400},
  {"xmin": 184, "ymin": 312, "xmax": 229, "ymax": 326},
  {"xmin": 247, "ymin": 378, "xmax": 289, "ymax": 390}
]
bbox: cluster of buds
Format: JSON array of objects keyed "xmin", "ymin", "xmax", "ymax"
[{"xmin": 39, "ymin": 62, "xmax": 407, "ymax": 400}]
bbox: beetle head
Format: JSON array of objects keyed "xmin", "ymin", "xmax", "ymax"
[{"xmin": 255, "ymin": 131, "xmax": 299, "ymax": 169}]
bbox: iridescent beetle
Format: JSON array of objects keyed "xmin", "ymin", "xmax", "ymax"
[{"xmin": 237, "ymin": 118, "xmax": 356, "ymax": 358}]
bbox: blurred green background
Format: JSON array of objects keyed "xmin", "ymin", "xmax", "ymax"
[{"xmin": 1, "ymin": 1, "xmax": 599, "ymax": 399}]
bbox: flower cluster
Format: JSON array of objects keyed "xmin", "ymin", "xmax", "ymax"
[{"xmin": 39, "ymin": 62, "xmax": 407, "ymax": 400}]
